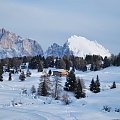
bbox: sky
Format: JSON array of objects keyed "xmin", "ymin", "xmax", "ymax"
[{"xmin": 0, "ymin": 0, "xmax": 120, "ymax": 54}]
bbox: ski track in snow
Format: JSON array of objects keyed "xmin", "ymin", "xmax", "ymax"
[
  {"xmin": 0, "ymin": 67, "xmax": 120, "ymax": 120},
  {"xmin": 0, "ymin": 107, "xmax": 64, "ymax": 120}
]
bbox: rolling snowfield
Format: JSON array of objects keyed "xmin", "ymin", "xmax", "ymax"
[{"xmin": 0, "ymin": 67, "xmax": 120, "ymax": 120}]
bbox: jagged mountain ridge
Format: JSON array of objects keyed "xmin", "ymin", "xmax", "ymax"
[
  {"xmin": 0, "ymin": 28, "xmax": 43, "ymax": 58},
  {"xmin": 45, "ymin": 43, "xmax": 63, "ymax": 57},
  {"xmin": 46, "ymin": 35, "xmax": 111, "ymax": 58},
  {"xmin": 0, "ymin": 28, "xmax": 111, "ymax": 58}
]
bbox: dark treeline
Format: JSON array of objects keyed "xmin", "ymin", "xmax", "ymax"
[{"xmin": 0, "ymin": 53, "xmax": 120, "ymax": 72}]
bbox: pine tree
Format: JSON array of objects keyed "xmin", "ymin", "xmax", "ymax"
[
  {"xmin": 38, "ymin": 61, "xmax": 43, "ymax": 72},
  {"xmin": 90, "ymin": 78, "xmax": 95, "ymax": 91},
  {"xmin": 82, "ymin": 65, "xmax": 87, "ymax": 72},
  {"xmin": 0, "ymin": 65, "xmax": 3, "ymax": 82},
  {"xmin": 48, "ymin": 69, "xmax": 52, "ymax": 76},
  {"xmin": 103, "ymin": 56, "xmax": 110, "ymax": 68},
  {"xmin": 0, "ymin": 74, "xmax": 3, "ymax": 82},
  {"xmin": 110, "ymin": 81, "xmax": 116, "ymax": 89},
  {"xmin": 94, "ymin": 82, "xmax": 100, "ymax": 93},
  {"xmin": 8, "ymin": 72, "xmax": 12, "ymax": 81},
  {"xmin": 59, "ymin": 58, "xmax": 66, "ymax": 69},
  {"xmin": 64, "ymin": 70, "xmax": 76, "ymax": 91},
  {"xmin": 90, "ymin": 76, "xmax": 100, "ymax": 93},
  {"xmin": 96, "ymin": 75, "xmax": 100, "ymax": 87},
  {"xmin": 95, "ymin": 75, "xmax": 100, "ymax": 93},
  {"xmin": 75, "ymin": 77, "xmax": 86, "ymax": 99},
  {"xmin": 26, "ymin": 69, "xmax": 31, "ymax": 77},
  {"xmin": 19, "ymin": 71, "xmax": 26, "ymax": 81},
  {"xmin": 37, "ymin": 75, "xmax": 51, "ymax": 96},
  {"xmin": 31, "ymin": 85, "xmax": 36, "ymax": 95}
]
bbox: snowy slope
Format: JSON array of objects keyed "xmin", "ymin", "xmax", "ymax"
[
  {"xmin": 0, "ymin": 67, "xmax": 120, "ymax": 120},
  {"xmin": 46, "ymin": 35, "xmax": 111, "ymax": 58},
  {"xmin": 66, "ymin": 35, "xmax": 111, "ymax": 58},
  {"xmin": 0, "ymin": 28, "xmax": 43, "ymax": 58}
]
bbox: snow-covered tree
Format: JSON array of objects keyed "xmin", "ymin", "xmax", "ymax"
[
  {"xmin": 110, "ymin": 81, "xmax": 116, "ymax": 89},
  {"xmin": 26, "ymin": 69, "xmax": 31, "ymax": 77},
  {"xmin": 38, "ymin": 61, "xmax": 43, "ymax": 72},
  {"xmin": 19, "ymin": 71, "xmax": 26, "ymax": 81},
  {"xmin": 90, "ymin": 75, "xmax": 100, "ymax": 93},
  {"xmin": 31, "ymin": 85, "xmax": 36, "ymax": 95},
  {"xmin": 48, "ymin": 69, "xmax": 52, "ymax": 76},
  {"xmin": 64, "ymin": 70, "xmax": 76, "ymax": 91},
  {"xmin": 96, "ymin": 75, "xmax": 100, "ymax": 87},
  {"xmin": 0, "ymin": 74, "xmax": 3, "ymax": 82},
  {"xmin": 90, "ymin": 78, "xmax": 95, "ymax": 91},
  {"xmin": 8, "ymin": 72, "xmax": 12, "ymax": 81},
  {"xmin": 0, "ymin": 65, "xmax": 3, "ymax": 82},
  {"xmin": 75, "ymin": 77, "xmax": 86, "ymax": 99},
  {"xmin": 37, "ymin": 75, "xmax": 51, "ymax": 96}
]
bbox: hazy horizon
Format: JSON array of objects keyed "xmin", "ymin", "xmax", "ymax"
[{"xmin": 0, "ymin": 0, "xmax": 120, "ymax": 54}]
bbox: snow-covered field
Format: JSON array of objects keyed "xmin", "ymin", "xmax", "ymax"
[{"xmin": 0, "ymin": 67, "xmax": 120, "ymax": 120}]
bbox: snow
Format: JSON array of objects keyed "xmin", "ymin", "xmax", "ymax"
[
  {"xmin": 0, "ymin": 66, "xmax": 120, "ymax": 120},
  {"xmin": 68, "ymin": 35, "xmax": 111, "ymax": 58},
  {"xmin": 0, "ymin": 28, "xmax": 43, "ymax": 59},
  {"xmin": 45, "ymin": 35, "xmax": 111, "ymax": 58}
]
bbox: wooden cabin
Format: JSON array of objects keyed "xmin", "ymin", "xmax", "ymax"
[{"xmin": 52, "ymin": 69, "xmax": 69, "ymax": 76}]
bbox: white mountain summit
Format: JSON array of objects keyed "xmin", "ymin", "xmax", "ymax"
[
  {"xmin": 46, "ymin": 35, "xmax": 111, "ymax": 58},
  {"xmin": 67, "ymin": 35, "xmax": 111, "ymax": 58}
]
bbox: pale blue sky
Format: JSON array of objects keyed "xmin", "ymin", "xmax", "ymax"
[{"xmin": 0, "ymin": 0, "xmax": 120, "ymax": 54}]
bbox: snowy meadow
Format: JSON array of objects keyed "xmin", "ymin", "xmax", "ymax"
[{"xmin": 0, "ymin": 66, "xmax": 120, "ymax": 120}]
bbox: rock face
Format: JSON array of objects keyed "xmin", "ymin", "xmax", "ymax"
[
  {"xmin": 0, "ymin": 28, "xmax": 43, "ymax": 58},
  {"xmin": 45, "ymin": 43, "xmax": 63, "ymax": 57},
  {"xmin": 0, "ymin": 28, "xmax": 111, "ymax": 59},
  {"xmin": 46, "ymin": 35, "xmax": 111, "ymax": 58}
]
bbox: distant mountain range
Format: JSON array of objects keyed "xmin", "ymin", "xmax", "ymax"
[
  {"xmin": 46, "ymin": 35, "xmax": 111, "ymax": 58},
  {"xmin": 0, "ymin": 28, "xmax": 43, "ymax": 59},
  {"xmin": 0, "ymin": 28, "xmax": 111, "ymax": 59}
]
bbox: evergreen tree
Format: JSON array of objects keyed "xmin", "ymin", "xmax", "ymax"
[
  {"xmin": 82, "ymin": 65, "xmax": 87, "ymax": 72},
  {"xmin": 75, "ymin": 77, "xmax": 86, "ymax": 99},
  {"xmin": 63, "ymin": 55, "xmax": 70, "ymax": 71},
  {"xmin": 48, "ymin": 69, "xmax": 52, "ymax": 76},
  {"xmin": 90, "ymin": 78, "xmax": 95, "ymax": 91},
  {"xmin": 0, "ymin": 65, "xmax": 3, "ymax": 82},
  {"xmin": 8, "ymin": 72, "xmax": 12, "ymax": 81},
  {"xmin": 90, "ymin": 64, "xmax": 95, "ymax": 71},
  {"xmin": 26, "ymin": 69, "xmax": 31, "ymax": 77},
  {"xmin": 31, "ymin": 85, "xmax": 36, "ymax": 95},
  {"xmin": 37, "ymin": 75, "xmax": 51, "ymax": 96},
  {"xmin": 28, "ymin": 57, "xmax": 38, "ymax": 69},
  {"xmin": 0, "ymin": 74, "xmax": 3, "ymax": 82},
  {"xmin": 64, "ymin": 70, "xmax": 76, "ymax": 91},
  {"xmin": 110, "ymin": 81, "xmax": 116, "ymax": 89},
  {"xmin": 94, "ymin": 82, "xmax": 100, "ymax": 93},
  {"xmin": 19, "ymin": 71, "xmax": 26, "ymax": 81},
  {"xmin": 90, "ymin": 76, "xmax": 100, "ymax": 93},
  {"xmin": 103, "ymin": 56, "xmax": 110, "ymax": 68},
  {"xmin": 59, "ymin": 58, "xmax": 66, "ymax": 69},
  {"xmin": 38, "ymin": 61, "xmax": 43, "ymax": 72},
  {"xmin": 96, "ymin": 75, "xmax": 100, "ymax": 87}
]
